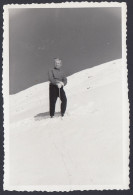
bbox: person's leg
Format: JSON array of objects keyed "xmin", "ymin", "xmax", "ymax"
[
  {"xmin": 60, "ymin": 87, "xmax": 67, "ymax": 116},
  {"xmin": 49, "ymin": 84, "xmax": 58, "ymax": 117}
]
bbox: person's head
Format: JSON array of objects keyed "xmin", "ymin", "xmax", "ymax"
[{"xmin": 54, "ymin": 58, "xmax": 62, "ymax": 69}]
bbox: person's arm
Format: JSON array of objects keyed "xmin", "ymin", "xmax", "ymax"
[
  {"xmin": 62, "ymin": 73, "xmax": 67, "ymax": 86},
  {"xmin": 48, "ymin": 70, "xmax": 57, "ymax": 85},
  {"xmin": 58, "ymin": 71, "xmax": 67, "ymax": 86},
  {"xmin": 57, "ymin": 74, "xmax": 67, "ymax": 88}
]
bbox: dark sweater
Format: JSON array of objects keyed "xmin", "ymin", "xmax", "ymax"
[{"xmin": 48, "ymin": 68, "xmax": 67, "ymax": 86}]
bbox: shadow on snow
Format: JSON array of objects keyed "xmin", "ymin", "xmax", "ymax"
[{"xmin": 34, "ymin": 111, "xmax": 61, "ymax": 121}]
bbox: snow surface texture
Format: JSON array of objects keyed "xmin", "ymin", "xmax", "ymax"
[{"xmin": 9, "ymin": 59, "xmax": 128, "ymax": 190}]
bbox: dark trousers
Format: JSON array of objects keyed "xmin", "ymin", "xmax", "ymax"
[{"xmin": 49, "ymin": 84, "xmax": 67, "ymax": 117}]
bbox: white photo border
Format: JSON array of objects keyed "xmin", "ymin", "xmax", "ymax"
[{"xmin": 3, "ymin": 1, "xmax": 129, "ymax": 191}]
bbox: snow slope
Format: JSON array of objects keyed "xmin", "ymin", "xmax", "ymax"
[{"xmin": 9, "ymin": 59, "xmax": 128, "ymax": 189}]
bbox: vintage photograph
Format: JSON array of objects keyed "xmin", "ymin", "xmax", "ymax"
[{"xmin": 3, "ymin": 2, "xmax": 129, "ymax": 191}]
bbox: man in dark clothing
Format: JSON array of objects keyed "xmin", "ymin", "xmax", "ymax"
[{"xmin": 48, "ymin": 58, "xmax": 67, "ymax": 118}]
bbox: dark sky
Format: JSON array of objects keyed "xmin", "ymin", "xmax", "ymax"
[{"xmin": 9, "ymin": 8, "xmax": 122, "ymax": 94}]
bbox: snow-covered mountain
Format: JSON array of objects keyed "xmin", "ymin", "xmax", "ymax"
[{"xmin": 8, "ymin": 59, "xmax": 129, "ymax": 190}]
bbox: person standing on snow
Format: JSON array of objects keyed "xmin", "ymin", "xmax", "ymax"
[{"xmin": 48, "ymin": 58, "xmax": 67, "ymax": 118}]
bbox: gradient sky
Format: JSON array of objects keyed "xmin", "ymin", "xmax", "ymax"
[{"xmin": 9, "ymin": 8, "xmax": 122, "ymax": 94}]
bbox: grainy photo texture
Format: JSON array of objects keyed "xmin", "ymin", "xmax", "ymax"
[{"xmin": 3, "ymin": 2, "xmax": 129, "ymax": 191}]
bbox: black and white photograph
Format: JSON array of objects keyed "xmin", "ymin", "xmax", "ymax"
[{"xmin": 3, "ymin": 2, "xmax": 129, "ymax": 191}]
